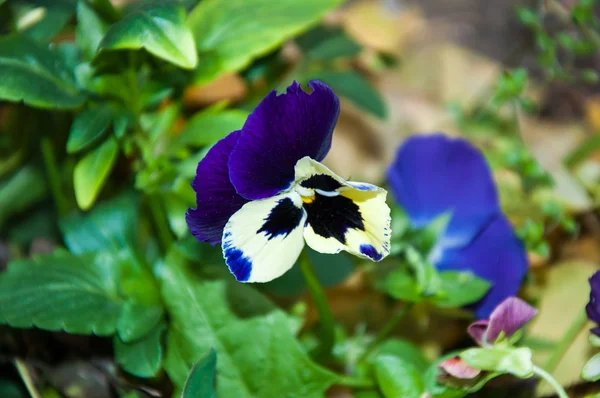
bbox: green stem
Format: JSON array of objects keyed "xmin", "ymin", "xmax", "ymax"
[
  {"xmin": 358, "ymin": 302, "xmax": 413, "ymax": 363},
  {"xmin": 298, "ymin": 250, "xmax": 335, "ymax": 360},
  {"xmin": 147, "ymin": 195, "xmax": 174, "ymax": 253},
  {"xmin": 40, "ymin": 137, "xmax": 68, "ymax": 216},
  {"xmin": 532, "ymin": 365, "xmax": 569, "ymax": 398},
  {"xmin": 15, "ymin": 359, "xmax": 41, "ymax": 398},
  {"xmin": 543, "ymin": 310, "xmax": 588, "ymax": 373},
  {"xmin": 337, "ymin": 375, "xmax": 375, "ymax": 389}
]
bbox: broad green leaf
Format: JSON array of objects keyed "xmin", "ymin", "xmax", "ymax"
[
  {"xmin": 159, "ymin": 251, "xmax": 338, "ymax": 396},
  {"xmin": 0, "ymin": 164, "xmax": 47, "ymax": 229},
  {"xmin": 98, "ymin": 5, "xmax": 198, "ymax": 69},
  {"xmin": 375, "ymin": 355, "xmax": 424, "ymax": 398},
  {"xmin": 163, "ymin": 193, "xmax": 192, "ymax": 239},
  {"xmin": 0, "ymin": 379, "xmax": 23, "ymax": 398},
  {"xmin": 431, "ymin": 271, "xmax": 491, "ymax": 308},
  {"xmin": 182, "ymin": 349, "xmax": 217, "ymax": 398},
  {"xmin": 115, "ymin": 322, "xmax": 165, "ymax": 378},
  {"xmin": 67, "ymin": 105, "xmax": 114, "ymax": 153},
  {"xmin": 460, "ymin": 347, "xmax": 534, "ymax": 378},
  {"xmin": 409, "ymin": 212, "xmax": 451, "ymax": 257},
  {"xmin": 0, "ymin": 35, "xmax": 85, "ymax": 108},
  {"xmin": 74, "ymin": 137, "xmax": 119, "ymax": 210},
  {"xmin": 13, "ymin": 1, "xmax": 74, "ymax": 42},
  {"xmin": 380, "ymin": 268, "xmax": 422, "ymax": 302},
  {"xmin": 117, "ymin": 302, "xmax": 164, "ymax": 343},
  {"xmin": 582, "ymin": 353, "xmax": 600, "ymax": 382},
  {"xmin": 296, "ymin": 26, "xmax": 362, "ymax": 60},
  {"xmin": 0, "ymin": 250, "xmax": 123, "ymax": 335},
  {"xmin": 171, "ymin": 107, "xmax": 248, "ymax": 150},
  {"xmin": 76, "ymin": 0, "xmax": 110, "ymax": 59},
  {"xmin": 188, "ymin": 0, "xmax": 344, "ymax": 82},
  {"xmin": 60, "ymin": 192, "xmax": 139, "ymax": 254},
  {"xmin": 368, "ymin": 339, "xmax": 430, "ymax": 373},
  {"xmin": 310, "ymin": 71, "xmax": 387, "ymax": 119}
]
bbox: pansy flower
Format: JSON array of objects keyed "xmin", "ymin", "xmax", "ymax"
[
  {"xmin": 586, "ymin": 271, "xmax": 600, "ymax": 336},
  {"xmin": 386, "ymin": 134, "xmax": 528, "ymax": 318},
  {"xmin": 439, "ymin": 297, "xmax": 538, "ymax": 379},
  {"xmin": 186, "ymin": 81, "xmax": 391, "ymax": 283}
]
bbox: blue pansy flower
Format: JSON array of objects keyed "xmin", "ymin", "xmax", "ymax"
[
  {"xmin": 186, "ymin": 81, "xmax": 391, "ymax": 283},
  {"xmin": 386, "ymin": 134, "xmax": 528, "ymax": 318}
]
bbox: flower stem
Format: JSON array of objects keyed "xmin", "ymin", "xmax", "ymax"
[
  {"xmin": 15, "ymin": 358, "xmax": 41, "ymax": 398},
  {"xmin": 337, "ymin": 375, "xmax": 375, "ymax": 388},
  {"xmin": 298, "ymin": 250, "xmax": 335, "ymax": 360},
  {"xmin": 543, "ymin": 309, "xmax": 588, "ymax": 373},
  {"xmin": 40, "ymin": 137, "xmax": 68, "ymax": 216},
  {"xmin": 358, "ymin": 302, "xmax": 413, "ymax": 363},
  {"xmin": 147, "ymin": 195, "xmax": 174, "ymax": 253},
  {"xmin": 532, "ymin": 365, "xmax": 569, "ymax": 398}
]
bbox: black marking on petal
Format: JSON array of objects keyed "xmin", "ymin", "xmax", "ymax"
[
  {"xmin": 257, "ymin": 197, "xmax": 304, "ymax": 240},
  {"xmin": 300, "ymin": 174, "xmax": 343, "ymax": 191},
  {"xmin": 304, "ymin": 194, "xmax": 364, "ymax": 244}
]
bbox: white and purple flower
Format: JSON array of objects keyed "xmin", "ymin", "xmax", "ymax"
[
  {"xmin": 186, "ymin": 81, "xmax": 391, "ymax": 283},
  {"xmin": 387, "ymin": 134, "xmax": 529, "ymax": 318}
]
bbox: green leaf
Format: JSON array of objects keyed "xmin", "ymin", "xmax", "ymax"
[
  {"xmin": 460, "ymin": 347, "xmax": 534, "ymax": 378},
  {"xmin": 409, "ymin": 212, "xmax": 451, "ymax": 256},
  {"xmin": 115, "ymin": 322, "xmax": 165, "ymax": 378},
  {"xmin": 0, "ymin": 250, "xmax": 123, "ymax": 335},
  {"xmin": 67, "ymin": 105, "xmax": 114, "ymax": 153},
  {"xmin": 310, "ymin": 71, "xmax": 387, "ymax": 118},
  {"xmin": 582, "ymin": 352, "xmax": 600, "ymax": 381},
  {"xmin": 171, "ymin": 107, "xmax": 248, "ymax": 150},
  {"xmin": 60, "ymin": 191, "xmax": 139, "ymax": 254},
  {"xmin": 74, "ymin": 137, "xmax": 119, "ymax": 210},
  {"xmin": 431, "ymin": 271, "xmax": 491, "ymax": 308},
  {"xmin": 375, "ymin": 355, "xmax": 424, "ymax": 398},
  {"xmin": 380, "ymin": 268, "xmax": 422, "ymax": 302},
  {"xmin": 296, "ymin": 25, "xmax": 362, "ymax": 60},
  {"xmin": 159, "ymin": 250, "xmax": 338, "ymax": 396},
  {"xmin": 98, "ymin": 5, "xmax": 198, "ymax": 69},
  {"xmin": 0, "ymin": 164, "xmax": 48, "ymax": 229},
  {"xmin": 117, "ymin": 301, "xmax": 164, "ymax": 343},
  {"xmin": 76, "ymin": 0, "xmax": 110, "ymax": 60},
  {"xmin": 188, "ymin": 0, "xmax": 344, "ymax": 82},
  {"xmin": 182, "ymin": 349, "xmax": 217, "ymax": 398},
  {"xmin": 0, "ymin": 35, "xmax": 85, "ymax": 109},
  {"xmin": 368, "ymin": 339, "xmax": 430, "ymax": 373},
  {"xmin": 13, "ymin": 1, "xmax": 74, "ymax": 43}
]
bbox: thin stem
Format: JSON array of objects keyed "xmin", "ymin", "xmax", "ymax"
[
  {"xmin": 336, "ymin": 375, "xmax": 375, "ymax": 389},
  {"xmin": 40, "ymin": 137, "xmax": 68, "ymax": 216},
  {"xmin": 532, "ymin": 365, "xmax": 569, "ymax": 398},
  {"xmin": 543, "ymin": 309, "xmax": 588, "ymax": 373},
  {"xmin": 298, "ymin": 250, "xmax": 335, "ymax": 360},
  {"xmin": 358, "ymin": 302, "xmax": 414, "ymax": 363},
  {"xmin": 147, "ymin": 195, "xmax": 174, "ymax": 253},
  {"xmin": 15, "ymin": 358, "xmax": 41, "ymax": 398}
]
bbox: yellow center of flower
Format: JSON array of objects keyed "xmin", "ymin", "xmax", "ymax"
[{"xmin": 301, "ymin": 195, "xmax": 315, "ymax": 204}]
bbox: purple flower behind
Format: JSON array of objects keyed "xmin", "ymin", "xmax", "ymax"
[
  {"xmin": 586, "ymin": 271, "xmax": 600, "ymax": 336},
  {"xmin": 386, "ymin": 134, "xmax": 529, "ymax": 318}
]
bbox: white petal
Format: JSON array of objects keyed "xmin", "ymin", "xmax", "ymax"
[
  {"xmin": 222, "ymin": 192, "xmax": 306, "ymax": 283},
  {"xmin": 294, "ymin": 157, "xmax": 391, "ymax": 261}
]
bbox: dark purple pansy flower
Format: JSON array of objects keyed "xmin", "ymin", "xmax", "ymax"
[
  {"xmin": 586, "ymin": 271, "xmax": 600, "ymax": 336},
  {"xmin": 386, "ymin": 134, "xmax": 528, "ymax": 318},
  {"xmin": 186, "ymin": 81, "xmax": 391, "ymax": 283}
]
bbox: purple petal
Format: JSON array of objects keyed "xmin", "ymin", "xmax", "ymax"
[
  {"xmin": 386, "ymin": 134, "xmax": 500, "ymax": 249},
  {"xmin": 486, "ymin": 297, "xmax": 538, "ymax": 343},
  {"xmin": 438, "ymin": 357, "xmax": 481, "ymax": 379},
  {"xmin": 467, "ymin": 320, "xmax": 489, "ymax": 346},
  {"xmin": 186, "ymin": 131, "xmax": 249, "ymax": 245},
  {"xmin": 435, "ymin": 215, "xmax": 528, "ymax": 319},
  {"xmin": 228, "ymin": 81, "xmax": 340, "ymax": 200},
  {"xmin": 586, "ymin": 271, "xmax": 600, "ymax": 325}
]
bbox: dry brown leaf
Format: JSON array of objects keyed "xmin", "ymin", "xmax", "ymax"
[
  {"xmin": 341, "ymin": 1, "xmax": 426, "ymax": 53},
  {"xmin": 183, "ymin": 73, "xmax": 247, "ymax": 108}
]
